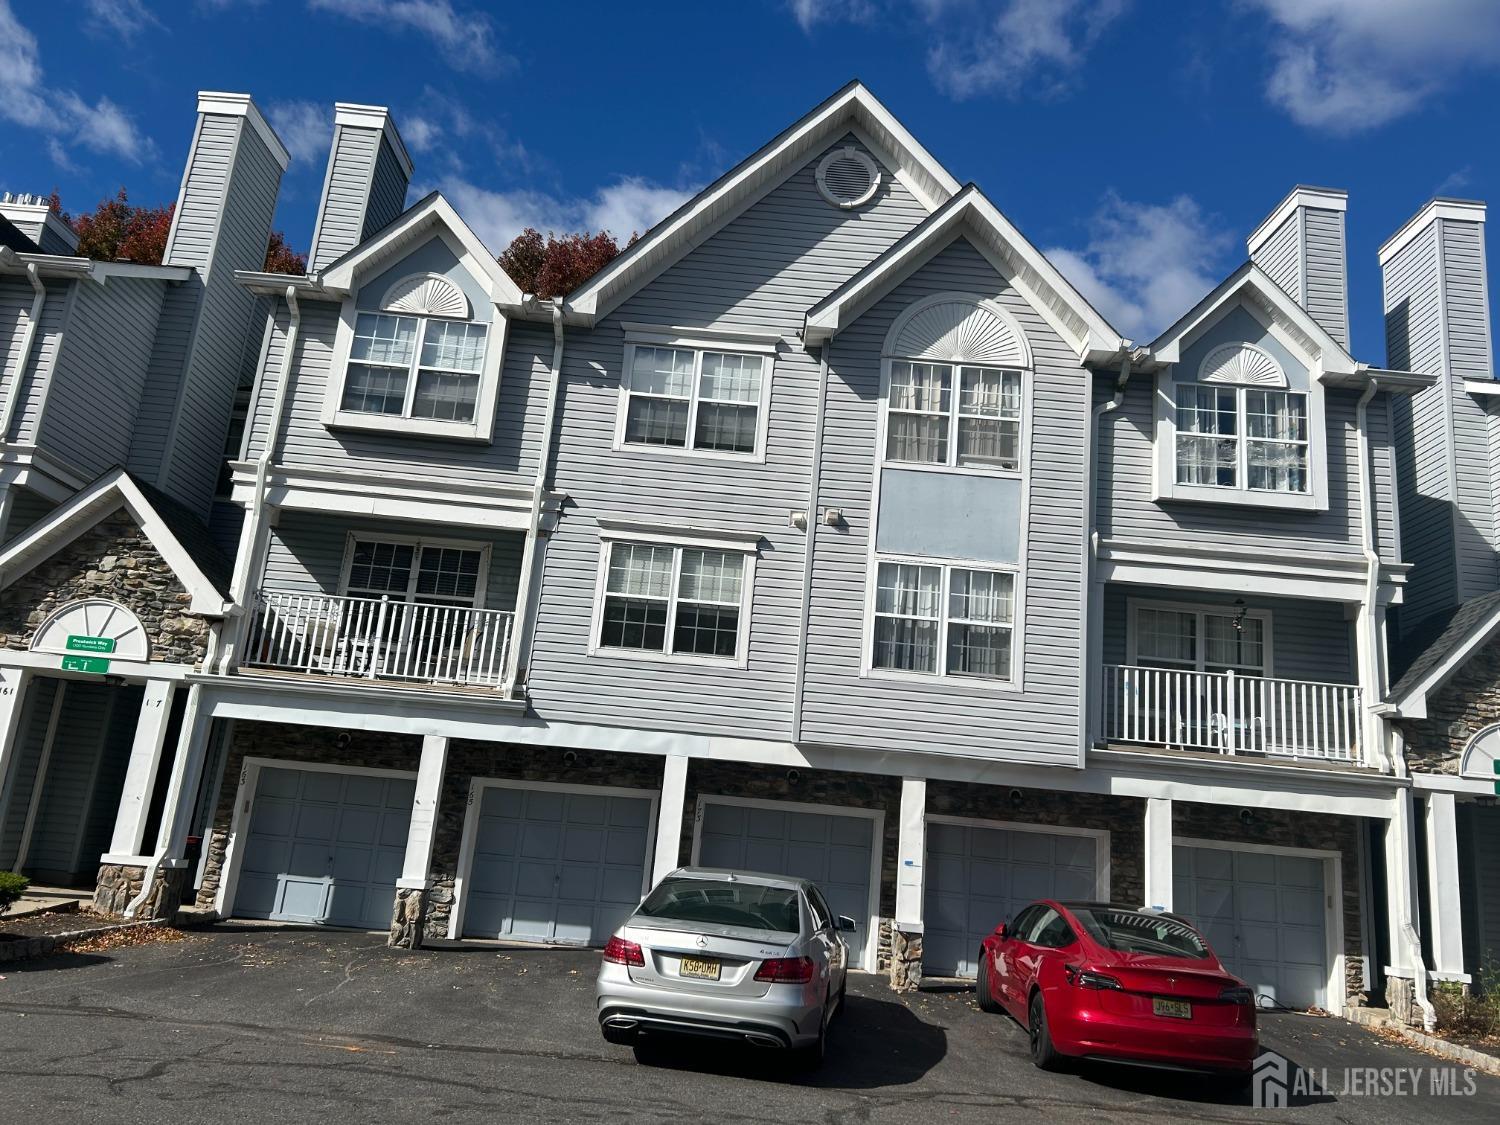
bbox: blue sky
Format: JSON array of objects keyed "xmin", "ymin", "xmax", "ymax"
[{"xmin": 2, "ymin": 0, "xmax": 1498, "ymax": 361}]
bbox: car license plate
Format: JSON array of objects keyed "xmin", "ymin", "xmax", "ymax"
[
  {"xmin": 680, "ymin": 956, "xmax": 721, "ymax": 981},
  {"xmin": 1152, "ymin": 998, "xmax": 1192, "ymax": 1019}
]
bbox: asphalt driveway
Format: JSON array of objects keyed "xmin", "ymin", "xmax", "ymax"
[{"xmin": 0, "ymin": 925, "xmax": 1496, "ymax": 1124}]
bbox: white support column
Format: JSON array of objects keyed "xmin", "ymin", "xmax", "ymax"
[
  {"xmin": 1143, "ymin": 797, "xmax": 1174, "ymax": 911},
  {"xmin": 894, "ymin": 778, "xmax": 926, "ymax": 930},
  {"xmin": 400, "ymin": 735, "xmax": 449, "ymax": 888},
  {"xmin": 651, "ymin": 754, "xmax": 689, "ymax": 886},
  {"xmin": 1424, "ymin": 792, "xmax": 1468, "ymax": 981},
  {"xmin": 0, "ymin": 667, "xmax": 36, "ymax": 821},
  {"xmin": 106, "ymin": 679, "xmax": 177, "ymax": 857},
  {"xmin": 155, "ymin": 684, "xmax": 213, "ymax": 861}
]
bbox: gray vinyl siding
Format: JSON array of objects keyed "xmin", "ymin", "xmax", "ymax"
[
  {"xmin": 798, "ymin": 236, "xmax": 1087, "ymax": 764},
  {"xmin": 17, "ymin": 681, "xmax": 119, "ymax": 882},
  {"xmin": 1303, "ymin": 207, "xmax": 1349, "ymax": 348},
  {"xmin": 309, "ymin": 124, "xmax": 411, "ymax": 273},
  {"xmin": 525, "ymin": 136, "xmax": 930, "ymax": 740},
  {"xmin": 260, "ymin": 510, "xmax": 525, "ymax": 614},
  {"xmin": 0, "ymin": 677, "xmax": 60, "ymax": 869},
  {"xmin": 1100, "ymin": 584, "xmax": 1356, "ymax": 684},
  {"xmin": 366, "ymin": 135, "xmax": 411, "ymax": 241},
  {"xmin": 1442, "ymin": 219, "xmax": 1496, "ymax": 600},
  {"xmin": 1096, "ymin": 377, "xmax": 1390, "ymax": 560},
  {"xmin": 36, "ymin": 276, "xmax": 167, "ymax": 475},
  {"xmin": 1459, "ymin": 804, "xmax": 1500, "ymax": 984},
  {"xmin": 129, "ymin": 280, "xmax": 199, "ymax": 482},
  {"xmin": 3, "ymin": 487, "xmax": 55, "ymax": 543},
  {"xmin": 0, "ymin": 277, "xmax": 71, "ymax": 446},
  {"xmin": 1252, "ymin": 214, "xmax": 1301, "ymax": 304}
]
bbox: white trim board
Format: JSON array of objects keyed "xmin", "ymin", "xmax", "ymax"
[
  {"xmin": 688, "ymin": 792, "xmax": 885, "ymax": 973},
  {"xmin": 446, "ymin": 776, "xmax": 661, "ymax": 943}
]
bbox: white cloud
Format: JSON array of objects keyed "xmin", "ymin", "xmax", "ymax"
[
  {"xmin": 926, "ymin": 0, "xmax": 1129, "ymax": 99},
  {"xmin": 434, "ymin": 177, "xmax": 695, "ymax": 253},
  {"xmin": 306, "ymin": 0, "xmax": 512, "ymax": 75},
  {"xmin": 83, "ymin": 0, "xmax": 163, "ymax": 43},
  {"xmin": 1245, "ymin": 0, "xmax": 1500, "ymax": 133},
  {"xmin": 1045, "ymin": 193, "xmax": 1233, "ymax": 341},
  {"xmin": 787, "ymin": 0, "xmax": 878, "ymax": 32},
  {"xmin": 0, "ymin": 0, "xmax": 155, "ymax": 164},
  {"xmin": 267, "ymin": 100, "xmax": 331, "ymax": 165}
]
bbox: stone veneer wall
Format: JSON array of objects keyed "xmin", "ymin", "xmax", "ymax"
[
  {"xmin": 0, "ymin": 510, "xmax": 212, "ymax": 665},
  {"xmin": 94, "ymin": 862, "xmax": 191, "ymax": 921},
  {"xmin": 1173, "ymin": 801, "xmax": 1366, "ymax": 1005},
  {"xmin": 1396, "ymin": 634, "xmax": 1500, "ymax": 774}
]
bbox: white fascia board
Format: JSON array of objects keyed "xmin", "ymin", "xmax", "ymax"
[
  {"xmin": 333, "ymin": 102, "xmax": 414, "ymax": 179},
  {"xmin": 197, "ymin": 91, "xmax": 291, "ymax": 172},
  {"xmin": 1, "ymin": 253, "xmax": 92, "ymax": 281},
  {"xmin": 1388, "ymin": 612, "xmax": 1500, "ymax": 718},
  {"xmin": 1379, "ymin": 198, "xmax": 1487, "ymax": 266},
  {"xmin": 1464, "ymin": 379, "xmax": 1500, "ymax": 397},
  {"xmin": 1247, "ymin": 185, "xmax": 1348, "ymax": 255},
  {"xmin": 232, "ymin": 270, "xmax": 326, "ymax": 297},
  {"xmin": 92, "ymin": 262, "xmax": 194, "ymax": 283}
]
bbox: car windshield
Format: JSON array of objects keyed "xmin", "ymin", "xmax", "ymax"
[
  {"xmin": 1072, "ymin": 908, "xmax": 1212, "ymax": 959},
  {"xmin": 636, "ymin": 878, "xmax": 802, "ymax": 934}
]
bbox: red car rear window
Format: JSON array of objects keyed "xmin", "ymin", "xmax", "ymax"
[{"xmin": 1072, "ymin": 908, "xmax": 1212, "ymax": 959}]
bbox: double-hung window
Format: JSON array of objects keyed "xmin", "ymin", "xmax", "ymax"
[
  {"xmin": 1133, "ymin": 604, "xmax": 1267, "ymax": 676},
  {"xmin": 871, "ymin": 560, "xmax": 1016, "ymax": 680},
  {"xmin": 1174, "ymin": 385, "xmax": 1308, "ymax": 493},
  {"xmin": 885, "ymin": 361, "xmax": 1023, "ymax": 470},
  {"xmin": 596, "ymin": 540, "xmax": 753, "ymax": 663},
  {"xmin": 619, "ymin": 344, "xmax": 770, "ymax": 456},
  {"xmin": 344, "ymin": 313, "xmax": 488, "ymax": 423}
]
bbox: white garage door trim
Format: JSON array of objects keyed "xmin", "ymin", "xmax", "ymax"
[
  {"xmin": 447, "ymin": 777, "xmax": 660, "ymax": 941},
  {"xmin": 689, "ymin": 794, "xmax": 884, "ymax": 973},
  {"xmin": 214, "ymin": 757, "xmax": 419, "ymax": 921},
  {"xmin": 1175, "ymin": 836, "xmax": 1345, "ymax": 1017}
]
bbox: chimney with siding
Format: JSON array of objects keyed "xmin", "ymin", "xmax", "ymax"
[
  {"xmin": 0, "ymin": 192, "xmax": 80, "ymax": 255},
  {"xmin": 1380, "ymin": 198, "xmax": 1497, "ymax": 630},
  {"xmin": 307, "ymin": 103, "xmax": 414, "ymax": 272},
  {"xmin": 1247, "ymin": 186, "xmax": 1350, "ymax": 347},
  {"xmin": 128, "ymin": 92, "xmax": 289, "ymax": 520}
]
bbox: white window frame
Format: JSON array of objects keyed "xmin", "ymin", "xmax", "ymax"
[
  {"xmin": 879, "ymin": 360, "xmax": 1028, "ymax": 477},
  {"xmin": 1124, "ymin": 597, "xmax": 1275, "ymax": 677},
  {"xmin": 588, "ymin": 520, "xmax": 760, "ymax": 669},
  {"xmin": 860, "ymin": 553, "xmax": 1023, "ymax": 687},
  {"xmin": 337, "ymin": 531, "xmax": 492, "ymax": 609},
  {"xmin": 321, "ymin": 259, "xmax": 509, "ymax": 442},
  {"xmin": 613, "ymin": 324, "xmax": 778, "ymax": 463},
  {"xmin": 1171, "ymin": 382, "xmax": 1312, "ymax": 493}
]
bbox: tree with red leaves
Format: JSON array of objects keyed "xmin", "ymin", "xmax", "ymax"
[
  {"xmin": 498, "ymin": 227, "xmax": 632, "ymax": 298},
  {"xmin": 262, "ymin": 229, "xmax": 307, "ymax": 275}
]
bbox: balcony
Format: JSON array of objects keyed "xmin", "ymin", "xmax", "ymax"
[
  {"xmin": 1100, "ymin": 664, "xmax": 1364, "ymax": 766},
  {"xmin": 243, "ymin": 590, "xmax": 515, "ymax": 690}
]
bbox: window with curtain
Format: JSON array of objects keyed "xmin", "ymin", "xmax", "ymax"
[
  {"xmin": 1133, "ymin": 605, "xmax": 1267, "ymax": 675},
  {"xmin": 885, "ymin": 361, "xmax": 1022, "ymax": 470},
  {"xmin": 621, "ymin": 345, "xmax": 768, "ymax": 455},
  {"xmin": 599, "ymin": 542, "xmax": 749, "ymax": 660},
  {"xmin": 343, "ymin": 311, "xmax": 489, "ymax": 423},
  {"xmin": 344, "ymin": 539, "xmax": 484, "ymax": 608},
  {"xmin": 1174, "ymin": 384, "xmax": 1307, "ymax": 493},
  {"xmin": 872, "ymin": 560, "xmax": 1015, "ymax": 679}
]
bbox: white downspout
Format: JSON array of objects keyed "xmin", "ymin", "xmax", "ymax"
[
  {"xmin": 0, "ymin": 257, "xmax": 47, "ymax": 442},
  {"xmin": 791, "ymin": 344, "xmax": 831, "ymax": 744},
  {"xmin": 1353, "ymin": 376, "xmax": 1387, "ymax": 770},
  {"xmin": 502, "ymin": 297, "xmax": 565, "ymax": 699},
  {"xmin": 218, "ymin": 286, "xmax": 301, "ymax": 673},
  {"xmin": 1084, "ymin": 351, "xmax": 1132, "ymax": 755}
]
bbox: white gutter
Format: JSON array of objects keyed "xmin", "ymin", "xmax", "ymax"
[
  {"xmin": 503, "ymin": 297, "xmax": 565, "ymax": 699},
  {"xmin": 791, "ymin": 344, "xmax": 832, "ymax": 743},
  {"xmin": 0, "ymin": 254, "xmax": 47, "ymax": 442},
  {"xmin": 218, "ymin": 285, "xmax": 301, "ymax": 672},
  {"xmin": 1083, "ymin": 350, "xmax": 1132, "ymax": 756}
]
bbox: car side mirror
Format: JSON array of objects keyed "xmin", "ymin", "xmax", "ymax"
[
  {"xmin": 994, "ymin": 922, "xmax": 1008, "ymax": 939},
  {"xmin": 836, "ymin": 916, "xmax": 858, "ymax": 933}
]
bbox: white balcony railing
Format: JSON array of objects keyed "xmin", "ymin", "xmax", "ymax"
[
  {"xmin": 244, "ymin": 590, "xmax": 514, "ymax": 689},
  {"xmin": 1100, "ymin": 664, "xmax": 1363, "ymax": 764}
]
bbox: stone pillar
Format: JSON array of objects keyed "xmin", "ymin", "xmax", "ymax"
[
  {"xmin": 890, "ymin": 928, "xmax": 923, "ymax": 992},
  {"xmin": 652, "ymin": 754, "xmax": 689, "ymax": 886},
  {"xmin": 890, "ymin": 777, "xmax": 926, "ymax": 991},
  {"xmin": 1423, "ymin": 792, "xmax": 1468, "ymax": 982},
  {"xmin": 106, "ymin": 679, "xmax": 178, "ymax": 857},
  {"xmin": 389, "ymin": 735, "xmax": 447, "ymax": 950},
  {"xmin": 93, "ymin": 862, "xmax": 189, "ymax": 921},
  {"xmin": 1143, "ymin": 797, "xmax": 1174, "ymax": 910}
]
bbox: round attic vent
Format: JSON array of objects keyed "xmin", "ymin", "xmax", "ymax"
[{"xmin": 816, "ymin": 147, "xmax": 880, "ymax": 209}]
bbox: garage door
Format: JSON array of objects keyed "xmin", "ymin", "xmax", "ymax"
[
  {"xmin": 924, "ymin": 822, "xmax": 1099, "ymax": 978},
  {"xmin": 235, "ymin": 766, "xmax": 414, "ymax": 931},
  {"xmin": 1173, "ymin": 845, "xmax": 1328, "ymax": 1010},
  {"xmin": 696, "ymin": 801, "xmax": 877, "ymax": 967},
  {"xmin": 461, "ymin": 785, "xmax": 652, "ymax": 945}
]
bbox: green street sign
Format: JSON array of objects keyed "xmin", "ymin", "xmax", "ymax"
[
  {"xmin": 1494, "ymin": 760, "xmax": 1499, "ymax": 797},
  {"xmin": 66, "ymin": 635, "xmax": 116, "ymax": 653},
  {"xmin": 61, "ymin": 654, "xmax": 110, "ymax": 674}
]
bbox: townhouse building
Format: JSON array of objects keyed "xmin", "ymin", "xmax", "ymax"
[{"xmin": 0, "ymin": 84, "xmax": 1484, "ymax": 1028}]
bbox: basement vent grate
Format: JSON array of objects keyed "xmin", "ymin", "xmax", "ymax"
[{"xmin": 816, "ymin": 147, "xmax": 880, "ymax": 209}]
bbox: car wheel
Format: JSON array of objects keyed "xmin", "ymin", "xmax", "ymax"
[
  {"xmin": 1028, "ymin": 991, "xmax": 1063, "ymax": 1071},
  {"xmin": 834, "ymin": 971, "xmax": 847, "ymax": 1020},
  {"xmin": 796, "ymin": 994, "xmax": 830, "ymax": 1070},
  {"xmin": 976, "ymin": 953, "xmax": 1003, "ymax": 1014}
]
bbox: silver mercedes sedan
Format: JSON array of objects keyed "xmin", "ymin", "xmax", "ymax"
[{"xmin": 595, "ymin": 867, "xmax": 855, "ymax": 1066}]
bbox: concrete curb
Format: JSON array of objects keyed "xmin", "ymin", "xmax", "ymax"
[
  {"xmin": 0, "ymin": 918, "xmax": 161, "ymax": 964},
  {"xmin": 1345, "ymin": 1007, "xmax": 1500, "ymax": 1076}
]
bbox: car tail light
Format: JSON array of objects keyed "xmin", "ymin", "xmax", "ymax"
[
  {"xmin": 602, "ymin": 936, "xmax": 644, "ymax": 966},
  {"xmin": 754, "ymin": 957, "xmax": 816, "ymax": 983},
  {"xmin": 1220, "ymin": 986, "xmax": 1255, "ymax": 1006},
  {"xmin": 1064, "ymin": 964, "xmax": 1123, "ymax": 990}
]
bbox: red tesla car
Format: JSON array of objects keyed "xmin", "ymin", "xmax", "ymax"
[{"xmin": 977, "ymin": 901, "xmax": 1257, "ymax": 1077}]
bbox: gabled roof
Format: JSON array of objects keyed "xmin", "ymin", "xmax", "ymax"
[
  {"xmin": 317, "ymin": 192, "xmax": 525, "ymax": 308},
  {"xmin": 802, "ymin": 184, "xmax": 1126, "ymax": 365},
  {"xmin": 562, "ymin": 81, "xmax": 963, "ymax": 326},
  {"xmin": 1145, "ymin": 261, "xmax": 1362, "ymax": 382},
  {"xmin": 0, "ymin": 469, "xmax": 233, "ymax": 615},
  {"xmin": 1388, "ymin": 591, "xmax": 1500, "ymax": 718}
]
